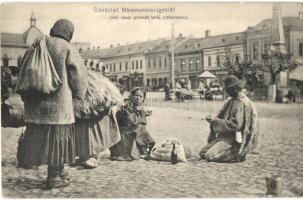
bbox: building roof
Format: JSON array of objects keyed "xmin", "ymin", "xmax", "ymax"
[
  {"xmin": 81, "ymin": 38, "xmax": 166, "ymax": 59},
  {"xmin": 147, "ymin": 36, "xmax": 185, "ymax": 53},
  {"xmin": 104, "ymin": 39, "xmax": 165, "ymax": 58},
  {"xmin": 174, "ymin": 38, "xmax": 202, "ymax": 54},
  {"xmin": 248, "ymin": 16, "xmax": 303, "ymax": 32},
  {"xmin": 175, "ymin": 32, "xmax": 245, "ymax": 54},
  {"xmin": 199, "ymin": 32, "xmax": 245, "ymax": 49},
  {"xmin": 1, "ymin": 33, "xmax": 26, "ymax": 47},
  {"xmin": 80, "ymin": 48, "xmax": 113, "ymax": 59},
  {"xmin": 1, "ymin": 13, "xmax": 43, "ymax": 48}
]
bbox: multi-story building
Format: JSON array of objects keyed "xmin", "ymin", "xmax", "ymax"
[
  {"xmin": 246, "ymin": 6, "xmax": 303, "ymax": 85},
  {"xmin": 201, "ymin": 32, "xmax": 246, "ymax": 85},
  {"xmin": 81, "ymin": 39, "xmax": 165, "ymax": 91},
  {"xmin": 79, "ymin": 4, "xmax": 303, "ymax": 93},
  {"xmin": 1, "ymin": 12, "xmax": 43, "ymax": 67},
  {"xmin": 174, "ymin": 37, "xmax": 203, "ymax": 89},
  {"xmin": 145, "ymin": 34, "xmax": 190, "ymax": 89}
]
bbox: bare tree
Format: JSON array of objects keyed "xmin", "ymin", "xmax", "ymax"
[
  {"xmin": 221, "ymin": 50, "xmax": 260, "ymax": 88},
  {"xmin": 256, "ymin": 52, "xmax": 296, "ymax": 84}
]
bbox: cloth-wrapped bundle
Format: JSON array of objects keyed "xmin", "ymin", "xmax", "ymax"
[
  {"xmin": 73, "ymin": 70, "xmax": 123, "ymax": 119},
  {"xmin": 150, "ymin": 137, "xmax": 188, "ymax": 163}
]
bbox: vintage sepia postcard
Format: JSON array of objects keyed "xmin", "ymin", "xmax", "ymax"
[{"xmin": 1, "ymin": 1, "xmax": 303, "ymax": 198}]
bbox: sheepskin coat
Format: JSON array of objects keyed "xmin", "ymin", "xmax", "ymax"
[{"xmin": 23, "ymin": 37, "xmax": 88, "ymax": 124}]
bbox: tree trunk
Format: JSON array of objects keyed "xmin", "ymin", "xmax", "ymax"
[{"xmin": 268, "ymin": 84, "xmax": 277, "ymax": 103}]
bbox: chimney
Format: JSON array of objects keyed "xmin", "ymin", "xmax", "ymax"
[
  {"xmin": 299, "ymin": 12, "xmax": 303, "ymax": 20},
  {"xmin": 205, "ymin": 30, "xmax": 211, "ymax": 37},
  {"xmin": 179, "ymin": 33, "xmax": 183, "ymax": 37},
  {"xmin": 110, "ymin": 44, "xmax": 113, "ymax": 48}
]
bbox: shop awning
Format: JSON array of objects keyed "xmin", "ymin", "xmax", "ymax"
[
  {"xmin": 198, "ymin": 71, "xmax": 216, "ymax": 78},
  {"xmin": 289, "ymin": 65, "xmax": 303, "ymax": 81}
]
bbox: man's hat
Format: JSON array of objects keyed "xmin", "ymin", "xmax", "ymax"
[{"xmin": 224, "ymin": 75, "xmax": 241, "ymax": 88}]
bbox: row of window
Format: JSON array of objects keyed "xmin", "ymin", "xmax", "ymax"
[
  {"xmin": 207, "ymin": 54, "xmax": 240, "ymax": 67},
  {"xmin": 83, "ymin": 42, "xmax": 303, "ymax": 72},
  {"xmin": 252, "ymin": 41, "xmax": 271, "ymax": 60},
  {"xmin": 180, "ymin": 59, "xmax": 201, "ymax": 71},
  {"xmin": 85, "ymin": 60, "xmax": 143, "ymax": 72},
  {"xmin": 147, "ymin": 57, "xmax": 168, "ymax": 69},
  {"xmin": 146, "ymin": 77, "xmax": 168, "ymax": 87}
]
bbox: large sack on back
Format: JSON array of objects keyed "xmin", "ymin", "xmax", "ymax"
[
  {"xmin": 150, "ymin": 137, "xmax": 188, "ymax": 163},
  {"xmin": 73, "ymin": 70, "xmax": 123, "ymax": 119},
  {"xmin": 15, "ymin": 35, "xmax": 62, "ymax": 96}
]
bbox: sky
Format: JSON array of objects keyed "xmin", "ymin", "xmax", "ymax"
[{"xmin": 1, "ymin": 2, "xmax": 303, "ymax": 49}]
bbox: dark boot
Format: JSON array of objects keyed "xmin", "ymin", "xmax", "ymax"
[{"xmin": 44, "ymin": 166, "xmax": 69, "ymax": 190}]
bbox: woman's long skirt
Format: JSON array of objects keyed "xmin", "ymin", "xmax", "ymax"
[
  {"xmin": 75, "ymin": 115, "xmax": 121, "ymax": 161},
  {"xmin": 20, "ymin": 123, "xmax": 75, "ymax": 168}
]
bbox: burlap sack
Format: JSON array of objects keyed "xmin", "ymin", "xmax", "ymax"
[{"xmin": 15, "ymin": 35, "xmax": 62, "ymax": 95}]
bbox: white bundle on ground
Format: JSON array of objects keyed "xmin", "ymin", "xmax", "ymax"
[
  {"xmin": 150, "ymin": 137, "xmax": 188, "ymax": 162},
  {"xmin": 73, "ymin": 70, "xmax": 123, "ymax": 119}
]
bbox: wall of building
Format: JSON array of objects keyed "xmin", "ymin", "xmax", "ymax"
[
  {"xmin": 1, "ymin": 46, "xmax": 28, "ymax": 67},
  {"xmin": 145, "ymin": 52, "xmax": 170, "ymax": 88},
  {"xmin": 203, "ymin": 45, "xmax": 244, "ymax": 70},
  {"xmin": 174, "ymin": 53, "xmax": 203, "ymax": 89},
  {"xmin": 202, "ymin": 44, "xmax": 244, "ymax": 85},
  {"xmin": 246, "ymin": 29, "xmax": 271, "ymax": 61},
  {"xmin": 290, "ymin": 30, "xmax": 303, "ymax": 58}
]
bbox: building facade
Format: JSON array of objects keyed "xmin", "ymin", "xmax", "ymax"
[
  {"xmin": 174, "ymin": 38, "xmax": 203, "ymax": 89},
  {"xmin": 246, "ymin": 9, "xmax": 303, "ymax": 86},
  {"xmin": 202, "ymin": 32, "xmax": 246, "ymax": 85},
  {"xmin": 79, "ymin": 5, "xmax": 302, "ymax": 92},
  {"xmin": 1, "ymin": 13, "xmax": 43, "ymax": 67},
  {"xmin": 145, "ymin": 35, "xmax": 190, "ymax": 89}
]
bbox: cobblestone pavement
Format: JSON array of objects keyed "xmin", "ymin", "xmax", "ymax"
[{"xmin": 2, "ymin": 103, "xmax": 303, "ymax": 198}]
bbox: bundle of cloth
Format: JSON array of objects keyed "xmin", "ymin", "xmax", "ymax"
[{"xmin": 150, "ymin": 137, "xmax": 190, "ymax": 163}]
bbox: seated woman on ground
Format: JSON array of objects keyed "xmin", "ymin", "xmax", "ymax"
[{"xmin": 110, "ymin": 87, "xmax": 155, "ymax": 161}]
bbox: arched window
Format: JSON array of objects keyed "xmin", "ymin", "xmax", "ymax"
[
  {"xmin": 299, "ymin": 43, "xmax": 303, "ymax": 56},
  {"xmin": 2, "ymin": 53, "xmax": 9, "ymax": 67}
]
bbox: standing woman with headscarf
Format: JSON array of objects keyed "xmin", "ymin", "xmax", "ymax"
[{"xmin": 20, "ymin": 19, "xmax": 87, "ymax": 189}]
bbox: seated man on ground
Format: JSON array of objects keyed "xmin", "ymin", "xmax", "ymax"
[{"xmin": 199, "ymin": 75, "xmax": 258, "ymax": 163}]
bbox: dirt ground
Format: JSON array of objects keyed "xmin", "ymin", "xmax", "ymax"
[{"xmin": 1, "ymin": 100, "xmax": 303, "ymax": 198}]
